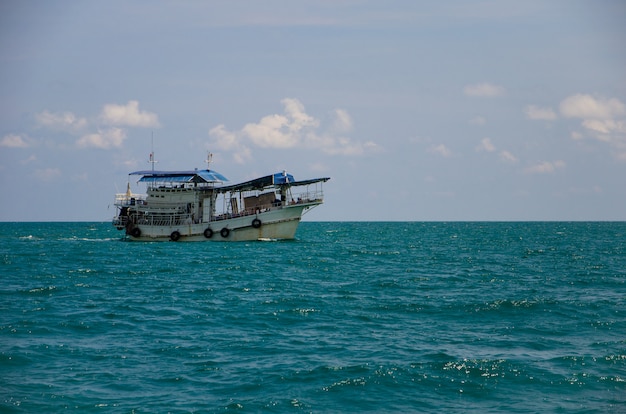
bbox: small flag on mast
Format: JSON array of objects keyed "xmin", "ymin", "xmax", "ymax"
[{"xmin": 149, "ymin": 151, "xmax": 157, "ymax": 172}]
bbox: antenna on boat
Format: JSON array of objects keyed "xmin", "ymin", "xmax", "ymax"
[
  {"xmin": 149, "ymin": 132, "xmax": 157, "ymax": 172},
  {"xmin": 206, "ymin": 152, "xmax": 213, "ymax": 170}
]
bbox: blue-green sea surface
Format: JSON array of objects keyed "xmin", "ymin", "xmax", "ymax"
[{"xmin": 1, "ymin": 222, "xmax": 625, "ymax": 413}]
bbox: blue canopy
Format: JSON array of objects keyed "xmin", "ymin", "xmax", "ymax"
[
  {"xmin": 130, "ymin": 169, "xmax": 228, "ymax": 184},
  {"xmin": 273, "ymin": 171, "xmax": 295, "ymax": 184}
]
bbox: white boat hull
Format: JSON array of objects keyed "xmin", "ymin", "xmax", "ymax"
[{"xmin": 125, "ymin": 203, "xmax": 315, "ymax": 241}]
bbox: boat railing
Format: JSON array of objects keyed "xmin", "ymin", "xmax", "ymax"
[
  {"xmin": 286, "ymin": 189, "xmax": 324, "ymax": 206},
  {"xmin": 114, "ymin": 193, "xmax": 147, "ymax": 207},
  {"xmin": 137, "ymin": 213, "xmax": 196, "ymax": 227},
  {"xmin": 112, "ymin": 216, "xmax": 128, "ymax": 228},
  {"xmin": 114, "ymin": 188, "xmax": 325, "ymax": 226},
  {"xmin": 213, "ymin": 206, "xmax": 263, "ymax": 222},
  {"xmin": 212, "ymin": 189, "xmax": 324, "ymax": 222}
]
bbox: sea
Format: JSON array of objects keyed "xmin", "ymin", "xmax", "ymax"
[{"xmin": 1, "ymin": 221, "xmax": 625, "ymax": 413}]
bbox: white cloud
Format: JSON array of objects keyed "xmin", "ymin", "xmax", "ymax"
[
  {"xmin": 284, "ymin": 98, "xmax": 319, "ymax": 131},
  {"xmin": 524, "ymin": 160, "xmax": 565, "ymax": 174},
  {"xmin": 33, "ymin": 101, "xmax": 158, "ymax": 151},
  {"xmin": 570, "ymin": 131, "xmax": 584, "ymax": 140},
  {"xmin": 363, "ymin": 141, "xmax": 380, "ymax": 151},
  {"xmin": 36, "ymin": 110, "xmax": 88, "ymax": 131},
  {"xmin": 476, "ymin": 138, "xmax": 517, "ymax": 163},
  {"xmin": 1, "ymin": 133, "xmax": 31, "ymax": 148},
  {"xmin": 209, "ymin": 124, "xmax": 241, "ymax": 151},
  {"xmin": 243, "ymin": 114, "xmax": 298, "ymax": 149},
  {"xmin": 559, "ymin": 94, "xmax": 626, "ymax": 146},
  {"xmin": 100, "ymin": 100, "xmax": 160, "ymax": 128},
  {"xmin": 476, "ymin": 137, "xmax": 496, "ymax": 152},
  {"xmin": 429, "ymin": 144, "xmax": 452, "ymax": 157},
  {"xmin": 581, "ymin": 119, "xmax": 626, "ymax": 137},
  {"xmin": 76, "ymin": 128, "xmax": 127, "ymax": 149},
  {"xmin": 232, "ymin": 147, "xmax": 252, "ymax": 164},
  {"xmin": 463, "ymin": 82, "xmax": 505, "ymax": 97},
  {"xmin": 525, "ymin": 105, "xmax": 557, "ymax": 120},
  {"xmin": 209, "ymin": 98, "xmax": 374, "ymax": 163},
  {"xmin": 499, "ymin": 150, "xmax": 518, "ymax": 163},
  {"xmin": 241, "ymin": 98, "xmax": 318, "ymax": 149},
  {"xmin": 560, "ymin": 94, "xmax": 626, "ymax": 120},
  {"xmin": 208, "ymin": 124, "xmax": 252, "ymax": 163},
  {"xmin": 331, "ymin": 109, "xmax": 353, "ymax": 133}
]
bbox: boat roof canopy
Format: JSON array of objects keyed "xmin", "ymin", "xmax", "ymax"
[
  {"xmin": 130, "ymin": 169, "xmax": 228, "ymax": 184},
  {"xmin": 129, "ymin": 169, "xmax": 329, "ymax": 191},
  {"xmin": 217, "ymin": 172, "xmax": 330, "ymax": 193}
]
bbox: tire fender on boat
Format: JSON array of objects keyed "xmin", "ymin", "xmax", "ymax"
[
  {"xmin": 203, "ymin": 228, "xmax": 213, "ymax": 239},
  {"xmin": 170, "ymin": 231, "xmax": 181, "ymax": 241},
  {"xmin": 252, "ymin": 218, "xmax": 262, "ymax": 229},
  {"xmin": 130, "ymin": 227, "xmax": 141, "ymax": 238},
  {"xmin": 220, "ymin": 228, "xmax": 230, "ymax": 238}
]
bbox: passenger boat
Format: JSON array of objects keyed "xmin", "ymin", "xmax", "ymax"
[{"xmin": 112, "ymin": 157, "xmax": 329, "ymax": 241}]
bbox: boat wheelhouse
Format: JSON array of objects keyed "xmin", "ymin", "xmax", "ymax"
[{"xmin": 112, "ymin": 167, "xmax": 329, "ymax": 241}]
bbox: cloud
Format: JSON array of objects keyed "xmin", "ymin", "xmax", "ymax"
[
  {"xmin": 559, "ymin": 94, "xmax": 626, "ymax": 146},
  {"xmin": 100, "ymin": 100, "xmax": 160, "ymax": 128},
  {"xmin": 429, "ymin": 144, "xmax": 452, "ymax": 157},
  {"xmin": 76, "ymin": 128, "xmax": 127, "ymax": 149},
  {"xmin": 240, "ymin": 98, "xmax": 318, "ymax": 149},
  {"xmin": 209, "ymin": 124, "xmax": 240, "ymax": 151},
  {"xmin": 560, "ymin": 94, "xmax": 626, "ymax": 120},
  {"xmin": 525, "ymin": 105, "xmax": 557, "ymax": 120},
  {"xmin": 524, "ymin": 160, "xmax": 565, "ymax": 174},
  {"xmin": 33, "ymin": 100, "xmax": 160, "ymax": 151},
  {"xmin": 242, "ymin": 112, "xmax": 295, "ymax": 148},
  {"xmin": 1, "ymin": 133, "xmax": 31, "ymax": 148},
  {"xmin": 475, "ymin": 138, "xmax": 517, "ymax": 163},
  {"xmin": 36, "ymin": 110, "xmax": 88, "ymax": 131},
  {"xmin": 581, "ymin": 119, "xmax": 626, "ymax": 138},
  {"xmin": 463, "ymin": 82, "xmax": 505, "ymax": 97},
  {"xmin": 208, "ymin": 124, "xmax": 252, "ymax": 163},
  {"xmin": 499, "ymin": 150, "xmax": 518, "ymax": 163},
  {"xmin": 209, "ymin": 98, "xmax": 374, "ymax": 163},
  {"xmin": 476, "ymin": 137, "xmax": 496, "ymax": 152},
  {"xmin": 331, "ymin": 109, "xmax": 353, "ymax": 133}
]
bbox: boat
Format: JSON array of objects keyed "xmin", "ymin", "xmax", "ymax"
[{"xmin": 112, "ymin": 156, "xmax": 330, "ymax": 241}]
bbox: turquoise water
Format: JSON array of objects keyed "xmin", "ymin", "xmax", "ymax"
[{"xmin": 1, "ymin": 222, "xmax": 625, "ymax": 413}]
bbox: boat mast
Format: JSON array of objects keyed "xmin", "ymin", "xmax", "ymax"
[
  {"xmin": 149, "ymin": 132, "xmax": 157, "ymax": 172},
  {"xmin": 206, "ymin": 152, "xmax": 213, "ymax": 170}
]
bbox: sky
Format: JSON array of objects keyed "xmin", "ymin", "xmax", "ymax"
[{"xmin": 1, "ymin": 1, "xmax": 625, "ymax": 221}]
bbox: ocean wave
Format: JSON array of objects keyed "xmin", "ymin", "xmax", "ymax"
[{"xmin": 1, "ymin": 221, "xmax": 624, "ymax": 412}]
